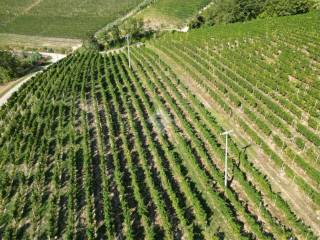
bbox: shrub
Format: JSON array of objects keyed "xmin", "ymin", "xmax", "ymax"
[
  {"xmin": 82, "ymin": 33, "xmax": 102, "ymax": 51},
  {"xmin": 0, "ymin": 50, "xmax": 21, "ymax": 83},
  {"xmin": 259, "ymin": 0, "xmax": 313, "ymax": 18}
]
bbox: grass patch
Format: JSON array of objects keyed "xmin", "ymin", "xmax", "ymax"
[{"xmin": 138, "ymin": 0, "xmax": 212, "ymax": 28}]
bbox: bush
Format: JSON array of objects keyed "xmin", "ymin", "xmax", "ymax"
[
  {"xmin": 189, "ymin": 15, "xmax": 206, "ymax": 29},
  {"xmin": 82, "ymin": 33, "xmax": 102, "ymax": 51},
  {"xmin": 27, "ymin": 52, "xmax": 42, "ymax": 65},
  {"xmin": 0, "ymin": 66, "xmax": 12, "ymax": 83},
  {"xmin": 97, "ymin": 18, "xmax": 155, "ymax": 50},
  {"xmin": 190, "ymin": 0, "xmax": 265, "ymax": 28},
  {"xmin": 189, "ymin": 0, "xmax": 315, "ymax": 29},
  {"xmin": 259, "ymin": 0, "xmax": 313, "ymax": 18},
  {"xmin": 0, "ymin": 50, "xmax": 20, "ymax": 83}
]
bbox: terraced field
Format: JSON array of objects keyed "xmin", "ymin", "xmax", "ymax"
[{"xmin": 0, "ymin": 11, "xmax": 319, "ymax": 240}]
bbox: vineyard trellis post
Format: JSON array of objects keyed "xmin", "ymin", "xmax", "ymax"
[
  {"xmin": 126, "ymin": 34, "xmax": 131, "ymax": 69},
  {"xmin": 221, "ymin": 130, "xmax": 233, "ymax": 187}
]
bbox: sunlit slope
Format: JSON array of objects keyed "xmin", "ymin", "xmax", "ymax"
[
  {"xmin": 0, "ymin": 11, "xmax": 319, "ymax": 240},
  {"xmin": 137, "ymin": 0, "xmax": 211, "ymax": 29},
  {"xmin": 0, "ymin": 0, "xmax": 143, "ymax": 38},
  {"xmin": 148, "ymin": 11, "xmax": 320, "ymax": 236}
]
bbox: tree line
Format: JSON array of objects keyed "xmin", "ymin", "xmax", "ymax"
[{"xmin": 189, "ymin": 0, "xmax": 318, "ymax": 29}]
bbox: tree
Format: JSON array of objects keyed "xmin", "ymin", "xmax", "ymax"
[
  {"xmin": 259, "ymin": 0, "xmax": 312, "ymax": 17},
  {"xmin": 97, "ymin": 18, "xmax": 148, "ymax": 50},
  {"xmin": 82, "ymin": 33, "xmax": 101, "ymax": 51},
  {"xmin": 27, "ymin": 52, "xmax": 42, "ymax": 65},
  {"xmin": 96, "ymin": 25, "xmax": 121, "ymax": 49},
  {"xmin": 0, "ymin": 51, "xmax": 21, "ymax": 83},
  {"xmin": 189, "ymin": 15, "xmax": 206, "ymax": 29},
  {"xmin": 120, "ymin": 18, "xmax": 145, "ymax": 39},
  {"xmin": 235, "ymin": 0, "xmax": 265, "ymax": 21},
  {"xmin": 189, "ymin": 0, "xmax": 314, "ymax": 29},
  {"xmin": 206, "ymin": 0, "xmax": 239, "ymax": 25}
]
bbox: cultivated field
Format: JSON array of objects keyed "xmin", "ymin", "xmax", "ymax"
[
  {"xmin": 0, "ymin": 11, "xmax": 319, "ymax": 240},
  {"xmin": 0, "ymin": 0, "xmax": 143, "ymax": 38},
  {"xmin": 0, "ymin": 33, "xmax": 82, "ymax": 53},
  {"xmin": 137, "ymin": 0, "xmax": 211, "ymax": 29}
]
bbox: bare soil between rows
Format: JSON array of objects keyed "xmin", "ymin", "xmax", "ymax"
[{"xmin": 150, "ymin": 45, "xmax": 320, "ymax": 237}]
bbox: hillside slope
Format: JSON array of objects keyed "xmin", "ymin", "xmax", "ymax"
[
  {"xmin": 136, "ymin": 0, "xmax": 212, "ymax": 29},
  {"xmin": 147, "ymin": 11, "xmax": 320, "ymax": 235},
  {"xmin": 0, "ymin": 0, "xmax": 143, "ymax": 38},
  {"xmin": 0, "ymin": 12, "xmax": 319, "ymax": 239}
]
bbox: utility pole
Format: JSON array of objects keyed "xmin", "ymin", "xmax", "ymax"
[
  {"xmin": 126, "ymin": 34, "xmax": 131, "ymax": 69},
  {"xmin": 221, "ymin": 130, "xmax": 233, "ymax": 187}
]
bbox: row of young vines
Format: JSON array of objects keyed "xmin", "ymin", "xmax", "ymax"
[{"xmin": 0, "ymin": 12, "xmax": 319, "ymax": 238}]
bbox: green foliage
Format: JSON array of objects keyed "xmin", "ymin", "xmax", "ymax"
[
  {"xmin": 82, "ymin": 34, "xmax": 101, "ymax": 51},
  {"xmin": 153, "ymin": 11, "xmax": 320, "ymax": 238},
  {"xmin": 26, "ymin": 52, "xmax": 42, "ymax": 65},
  {"xmin": 0, "ymin": 50, "xmax": 47, "ymax": 83},
  {"xmin": 0, "ymin": 50, "xmax": 20, "ymax": 83},
  {"xmin": 0, "ymin": 66, "xmax": 12, "ymax": 83},
  {"xmin": 236, "ymin": 0, "xmax": 266, "ymax": 20},
  {"xmin": 97, "ymin": 18, "xmax": 155, "ymax": 50},
  {"xmin": 1, "ymin": 11, "xmax": 320, "ymax": 240},
  {"xmin": 190, "ymin": 0, "xmax": 315, "ymax": 28},
  {"xmin": 96, "ymin": 26, "xmax": 120, "ymax": 48},
  {"xmin": 141, "ymin": 0, "xmax": 211, "ymax": 23},
  {"xmin": 189, "ymin": 0, "xmax": 265, "ymax": 27},
  {"xmin": 120, "ymin": 18, "xmax": 145, "ymax": 38},
  {"xmin": 0, "ymin": 0, "xmax": 144, "ymax": 38},
  {"xmin": 297, "ymin": 123, "xmax": 320, "ymax": 147},
  {"xmin": 295, "ymin": 137, "xmax": 305, "ymax": 150},
  {"xmin": 259, "ymin": 0, "xmax": 313, "ymax": 17},
  {"xmin": 189, "ymin": 15, "xmax": 206, "ymax": 29}
]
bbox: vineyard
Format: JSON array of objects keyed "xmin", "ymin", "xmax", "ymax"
[
  {"xmin": 0, "ymin": 0, "xmax": 143, "ymax": 38},
  {"xmin": 0, "ymin": 10, "xmax": 320, "ymax": 240},
  {"xmin": 137, "ymin": 0, "xmax": 211, "ymax": 29}
]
